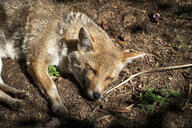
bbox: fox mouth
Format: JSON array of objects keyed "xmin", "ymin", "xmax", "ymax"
[
  {"xmin": 86, "ymin": 88, "xmax": 102, "ymax": 100},
  {"xmin": 82, "ymin": 80, "xmax": 96, "ymax": 100}
]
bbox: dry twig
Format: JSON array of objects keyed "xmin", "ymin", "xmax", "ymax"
[
  {"xmin": 96, "ymin": 115, "xmax": 112, "ymax": 121},
  {"xmin": 105, "ymin": 63, "xmax": 192, "ymax": 95}
]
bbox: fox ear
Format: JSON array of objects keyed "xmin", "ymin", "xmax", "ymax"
[
  {"xmin": 122, "ymin": 51, "xmax": 146, "ymax": 64},
  {"xmin": 78, "ymin": 27, "xmax": 93, "ymax": 52}
]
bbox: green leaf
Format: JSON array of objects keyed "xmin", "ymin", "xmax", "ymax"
[
  {"xmin": 165, "ymin": 93, "xmax": 170, "ymax": 99},
  {"xmin": 49, "ymin": 65, "xmax": 57, "ymax": 72},
  {"xmin": 48, "ymin": 65, "xmax": 61, "ymax": 77},
  {"xmin": 172, "ymin": 90, "xmax": 180, "ymax": 97},
  {"xmin": 139, "ymin": 93, "xmax": 143, "ymax": 101},
  {"xmin": 138, "ymin": 103, "xmax": 145, "ymax": 108},
  {"xmin": 156, "ymin": 95, "xmax": 162, "ymax": 100},
  {"xmin": 165, "ymin": 85, "xmax": 169, "ymax": 92},
  {"xmin": 146, "ymin": 104, "xmax": 152, "ymax": 110},
  {"xmin": 150, "ymin": 93, "xmax": 156, "ymax": 101},
  {"xmin": 146, "ymin": 86, "xmax": 154, "ymax": 93},
  {"xmin": 54, "ymin": 72, "xmax": 61, "ymax": 77},
  {"xmin": 49, "ymin": 72, "xmax": 54, "ymax": 76},
  {"xmin": 159, "ymin": 98, "xmax": 165, "ymax": 105}
]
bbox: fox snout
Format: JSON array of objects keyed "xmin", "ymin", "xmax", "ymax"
[
  {"xmin": 92, "ymin": 92, "xmax": 101, "ymax": 99},
  {"xmin": 87, "ymin": 87, "xmax": 102, "ymax": 100}
]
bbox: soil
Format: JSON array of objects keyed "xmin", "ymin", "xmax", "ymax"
[{"xmin": 0, "ymin": 0, "xmax": 192, "ymax": 128}]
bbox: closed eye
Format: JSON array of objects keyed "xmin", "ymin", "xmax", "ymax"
[
  {"xmin": 90, "ymin": 68, "xmax": 96, "ymax": 75},
  {"xmin": 87, "ymin": 65, "xmax": 96, "ymax": 75},
  {"xmin": 105, "ymin": 77, "xmax": 113, "ymax": 81}
]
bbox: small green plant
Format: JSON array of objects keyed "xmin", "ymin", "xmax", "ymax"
[
  {"xmin": 48, "ymin": 65, "xmax": 61, "ymax": 77},
  {"xmin": 137, "ymin": 85, "xmax": 180, "ymax": 111}
]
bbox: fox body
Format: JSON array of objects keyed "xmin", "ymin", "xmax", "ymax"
[{"xmin": 0, "ymin": 0, "xmax": 145, "ymax": 116}]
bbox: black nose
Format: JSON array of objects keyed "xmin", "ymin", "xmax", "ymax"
[{"xmin": 93, "ymin": 92, "xmax": 101, "ymax": 100}]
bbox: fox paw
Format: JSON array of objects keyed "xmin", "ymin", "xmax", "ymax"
[
  {"xmin": 52, "ymin": 103, "xmax": 69, "ymax": 118},
  {"xmin": 10, "ymin": 99, "xmax": 24, "ymax": 110}
]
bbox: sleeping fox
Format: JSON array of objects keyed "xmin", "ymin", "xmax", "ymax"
[{"xmin": 0, "ymin": 0, "xmax": 145, "ymax": 117}]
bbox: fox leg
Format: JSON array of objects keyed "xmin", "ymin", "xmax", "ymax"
[
  {"xmin": 0, "ymin": 83, "xmax": 27, "ymax": 99},
  {"xmin": 27, "ymin": 60, "xmax": 69, "ymax": 117},
  {"xmin": 0, "ymin": 89, "xmax": 23, "ymax": 109},
  {"xmin": 0, "ymin": 58, "xmax": 25, "ymax": 109}
]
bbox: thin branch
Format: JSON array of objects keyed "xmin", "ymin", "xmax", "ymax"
[
  {"xmin": 104, "ymin": 63, "xmax": 192, "ymax": 95},
  {"xmin": 96, "ymin": 115, "xmax": 112, "ymax": 121}
]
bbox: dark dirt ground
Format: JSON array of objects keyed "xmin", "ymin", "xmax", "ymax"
[{"xmin": 0, "ymin": 0, "xmax": 192, "ymax": 128}]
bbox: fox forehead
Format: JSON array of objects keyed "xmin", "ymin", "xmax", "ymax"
[{"xmin": 83, "ymin": 51, "xmax": 123, "ymax": 75}]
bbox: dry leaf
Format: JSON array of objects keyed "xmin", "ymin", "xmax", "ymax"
[{"xmin": 117, "ymin": 39, "xmax": 126, "ymax": 45}]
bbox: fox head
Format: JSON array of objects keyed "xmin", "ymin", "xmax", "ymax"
[{"xmin": 67, "ymin": 27, "xmax": 145, "ymax": 100}]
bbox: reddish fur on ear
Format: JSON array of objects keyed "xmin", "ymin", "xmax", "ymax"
[{"xmin": 122, "ymin": 51, "xmax": 146, "ymax": 63}]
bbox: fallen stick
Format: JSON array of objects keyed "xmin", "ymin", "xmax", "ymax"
[{"xmin": 104, "ymin": 63, "xmax": 192, "ymax": 95}]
